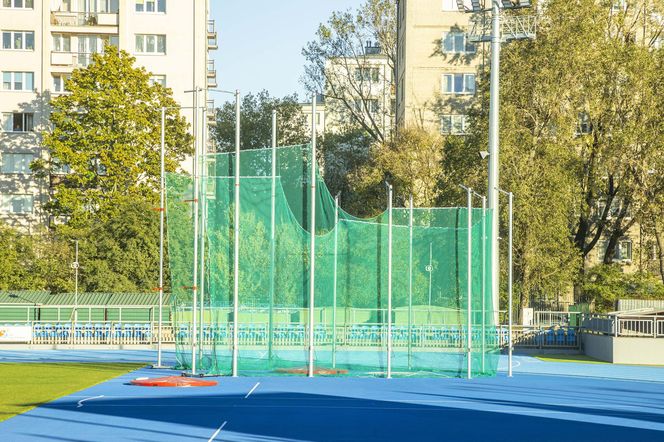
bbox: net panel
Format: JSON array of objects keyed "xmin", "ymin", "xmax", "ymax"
[{"xmin": 166, "ymin": 144, "xmax": 499, "ymax": 377}]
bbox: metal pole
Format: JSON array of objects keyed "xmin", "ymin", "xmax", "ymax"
[
  {"xmin": 387, "ymin": 183, "xmax": 393, "ymax": 379},
  {"xmin": 198, "ymin": 103, "xmax": 207, "ymax": 366},
  {"xmin": 487, "ymin": 0, "xmax": 502, "ymax": 322},
  {"xmin": 191, "ymin": 88, "xmax": 199, "ymax": 375},
  {"xmin": 232, "ymin": 89, "xmax": 241, "ymax": 377},
  {"xmin": 508, "ymin": 191, "xmax": 513, "ymax": 377},
  {"xmin": 332, "ymin": 194, "xmax": 339, "ymax": 368},
  {"xmin": 157, "ymin": 107, "xmax": 165, "ymax": 368},
  {"xmin": 481, "ymin": 195, "xmax": 486, "ymax": 373},
  {"xmin": 428, "ymin": 243, "xmax": 433, "ymax": 306},
  {"xmin": 408, "ymin": 195, "xmax": 413, "ymax": 370},
  {"xmin": 308, "ymin": 93, "xmax": 317, "ymax": 378},
  {"xmin": 268, "ymin": 110, "xmax": 277, "ymax": 365},
  {"xmin": 466, "ymin": 187, "xmax": 473, "ymax": 380},
  {"xmin": 74, "ymin": 240, "xmax": 79, "ymax": 325}
]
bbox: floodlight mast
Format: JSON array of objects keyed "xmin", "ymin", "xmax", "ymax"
[{"xmin": 458, "ymin": 0, "xmax": 535, "ymax": 320}]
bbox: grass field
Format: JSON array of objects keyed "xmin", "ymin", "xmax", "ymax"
[{"xmin": 0, "ymin": 362, "xmax": 144, "ymax": 422}]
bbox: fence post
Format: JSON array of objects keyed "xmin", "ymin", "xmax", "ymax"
[
  {"xmin": 614, "ymin": 315, "xmax": 618, "ymax": 338},
  {"xmin": 654, "ymin": 317, "xmax": 657, "ymax": 339}
]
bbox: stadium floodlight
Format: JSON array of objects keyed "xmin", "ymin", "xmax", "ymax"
[{"xmin": 462, "ymin": 0, "xmax": 535, "ymax": 323}]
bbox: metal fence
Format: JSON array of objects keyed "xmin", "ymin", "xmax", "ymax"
[
  {"xmin": 581, "ymin": 313, "xmax": 664, "ymax": 338},
  {"xmin": 1, "ymin": 320, "xmax": 582, "ymax": 350}
]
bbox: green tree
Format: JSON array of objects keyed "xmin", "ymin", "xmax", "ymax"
[
  {"xmin": 461, "ymin": 0, "xmax": 664, "ymax": 307},
  {"xmin": 33, "ymin": 47, "xmax": 193, "ymax": 227},
  {"xmin": 57, "ymin": 197, "xmax": 164, "ymax": 292},
  {"xmin": 302, "ymin": 0, "xmax": 396, "ymax": 142},
  {"xmin": 211, "ymin": 90, "xmax": 309, "ymax": 152}
]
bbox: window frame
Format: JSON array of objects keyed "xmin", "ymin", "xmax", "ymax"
[
  {"xmin": 2, "ymin": 30, "xmax": 35, "ymax": 50},
  {"xmin": 0, "ymin": 152, "xmax": 34, "ymax": 174},
  {"xmin": 2, "ymin": 71, "xmax": 35, "ymax": 91},
  {"xmin": 135, "ymin": 0, "xmax": 166, "ymax": 13},
  {"xmin": 0, "ymin": 193, "xmax": 34, "ymax": 214},
  {"xmin": 1, "ymin": 0, "xmax": 34, "ymax": 9},
  {"xmin": 1, "ymin": 112, "xmax": 35, "ymax": 132},
  {"xmin": 135, "ymin": 34, "xmax": 166, "ymax": 54},
  {"xmin": 441, "ymin": 114, "xmax": 468, "ymax": 135},
  {"xmin": 442, "ymin": 31, "xmax": 475, "ymax": 54},
  {"xmin": 441, "ymin": 73, "xmax": 476, "ymax": 95}
]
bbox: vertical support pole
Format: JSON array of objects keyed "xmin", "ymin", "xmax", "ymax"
[
  {"xmin": 481, "ymin": 195, "xmax": 486, "ymax": 373},
  {"xmin": 507, "ymin": 191, "xmax": 513, "ymax": 377},
  {"xmin": 408, "ymin": 195, "xmax": 413, "ymax": 370},
  {"xmin": 428, "ymin": 243, "xmax": 433, "ymax": 306},
  {"xmin": 74, "ymin": 240, "xmax": 79, "ymax": 325},
  {"xmin": 191, "ymin": 88, "xmax": 199, "ymax": 375},
  {"xmin": 487, "ymin": 0, "xmax": 502, "ymax": 323},
  {"xmin": 387, "ymin": 183, "xmax": 393, "ymax": 379},
  {"xmin": 199, "ymin": 103, "xmax": 207, "ymax": 366},
  {"xmin": 232, "ymin": 90, "xmax": 241, "ymax": 377},
  {"xmin": 466, "ymin": 187, "xmax": 473, "ymax": 380},
  {"xmin": 268, "ymin": 110, "xmax": 277, "ymax": 365},
  {"xmin": 157, "ymin": 107, "xmax": 165, "ymax": 368},
  {"xmin": 308, "ymin": 93, "xmax": 317, "ymax": 378},
  {"xmin": 332, "ymin": 194, "xmax": 339, "ymax": 368}
]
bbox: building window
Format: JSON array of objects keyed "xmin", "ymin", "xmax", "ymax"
[
  {"xmin": 136, "ymin": 0, "xmax": 165, "ymax": 13},
  {"xmin": 442, "ymin": 31, "xmax": 475, "ymax": 54},
  {"xmin": 1, "ymin": 152, "xmax": 33, "ymax": 174},
  {"xmin": 353, "ymin": 98, "xmax": 379, "ymax": 113},
  {"xmin": 354, "ymin": 67, "xmax": 380, "ymax": 83},
  {"xmin": 135, "ymin": 34, "xmax": 166, "ymax": 54},
  {"xmin": 2, "ymin": 71, "xmax": 34, "ymax": 91},
  {"xmin": 442, "ymin": 73, "xmax": 475, "ymax": 94},
  {"xmin": 1, "ymin": 31, "xmax": 34, "ymax": 50},
  {"xmin": 53, "ymin": 34, "xmax": 71, "ymax": 52},
  {"xmin": 441, "ymin": 115, "xmax": 468, "ymax": 135},
  {"xmin": 1, "ymin": 0, "xmax": 34, "ymax": 9},
  {"xmin": 53, "ymin": 74, "xmax": 70, "ymax": 92},
  {"xmin": 1, "ymin": 113, "xmax": 34, "ymax": 132},
  {"xmin": 441, "ymin": 0, "xmax": 457, "ymax": 11},
  {"xmin": 0, "ymin": 194, "xmax": 33, "ymax": 214},
  {"xmin": 149, "ymin": 75, "xmax": 166, "ymax": 86},
  {"xmin": 599, "ymin": 239, "xmax": 633, "ymax": 262},
  {"xmin": 577, "ymin": 112, "xmax": 592, "ymax": 134}
]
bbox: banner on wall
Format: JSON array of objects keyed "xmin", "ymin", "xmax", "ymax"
[{"xmin": 0, "ymin": 325, "xmax": 33, "ymax": 343}]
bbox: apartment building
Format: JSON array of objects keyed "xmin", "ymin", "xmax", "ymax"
[
  {"xmin": 0, "ymin": 0, "xmax": 217, "ymax": 231},
  {"xmin": 396, "ymin": 0, "xmax": 481, "ymax": 133},
  {"xmin": 305, "ymin": 43, "xmax": 395, "ymax": 139}
]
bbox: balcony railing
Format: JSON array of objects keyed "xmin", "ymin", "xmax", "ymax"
[
  {"xmin": 51, "ymin": 11, "xmax": 119, "ymax": 27},
  {"xmin": 207, "ymin": 60, "xmax": 216, "ymax": 78},
  {"xmin": 207, "ymin": 19, "xmax": 218, "ymax": 50},
  {"xmin": 51, "ymin": 51, "xmax": 98, "ymax": 68}
]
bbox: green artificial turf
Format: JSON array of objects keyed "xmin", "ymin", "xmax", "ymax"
[
  {"xmin": 535, "ymin": 354, "xmax": 607, "ymax": 364},
  {"xmin": 0, "ymin": 363, "xmax": 144, "ymax": 422}
]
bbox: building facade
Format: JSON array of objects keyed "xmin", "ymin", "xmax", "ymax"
[
  {"xmin": 0, "ymin": 0, "xmax": 216, "ymax": 231},
  {"xmin": 397, "ymin": 0, "xmax": 482, "ymax": 134}
]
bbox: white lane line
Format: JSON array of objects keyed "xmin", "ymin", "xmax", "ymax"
[
  {"xmin": 207, "ymin": 421, "xmax": 227, "ymax": 442},
  {"xmin": 77, "ymin": 395, "xmax": 104, "ymax": 408},
  {"xmin": 245, "ymin": 382, "xmax": 260, "ymax": 399}
]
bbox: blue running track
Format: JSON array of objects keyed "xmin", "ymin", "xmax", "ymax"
[{"xmin": 1, "ymin": 351, "xmax": 663, "ymax": 441}]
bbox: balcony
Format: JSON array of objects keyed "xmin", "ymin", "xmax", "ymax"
[
  {"xmin": 51, "ymin": 11, "xmax": 119, "ymax": 28},
  {"xmin": 207, "ymin": 60, "xmax": 216, "ymax": 78},
  {"xmin": 207, "ymin": 20, "xmax": 218, "ymax": 50},
  {"xmin": 50, "ymin": 51, "xmax": 97, "ymax": 68},
  {"xmin": 207, "ymin": 99, "xmax": 216, "ymax": 125}
]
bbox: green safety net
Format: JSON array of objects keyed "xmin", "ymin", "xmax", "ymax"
[{"xmin": 166, "ymin": 144, "xmax": 499, "ymax": 377}]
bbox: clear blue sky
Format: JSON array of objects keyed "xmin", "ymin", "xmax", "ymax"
[{"xmin": 209, "ymin": 0, "xmax": 361, "ymax": 103}]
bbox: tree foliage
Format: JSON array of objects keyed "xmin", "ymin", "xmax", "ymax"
[
  {"xmin": 211, "ymin": 90, "xmax": 309, "ymax": 152},
  {"xmin": 34, "ymin": 48, "xmax": 193, "ymax": 227},
  {"xmin": 302, "ymin": 0, "xmax": 396, "ymax": 142},
  {"xmin": 458, "ymin": 0, "xmax": 664, "ymax": 308}
]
